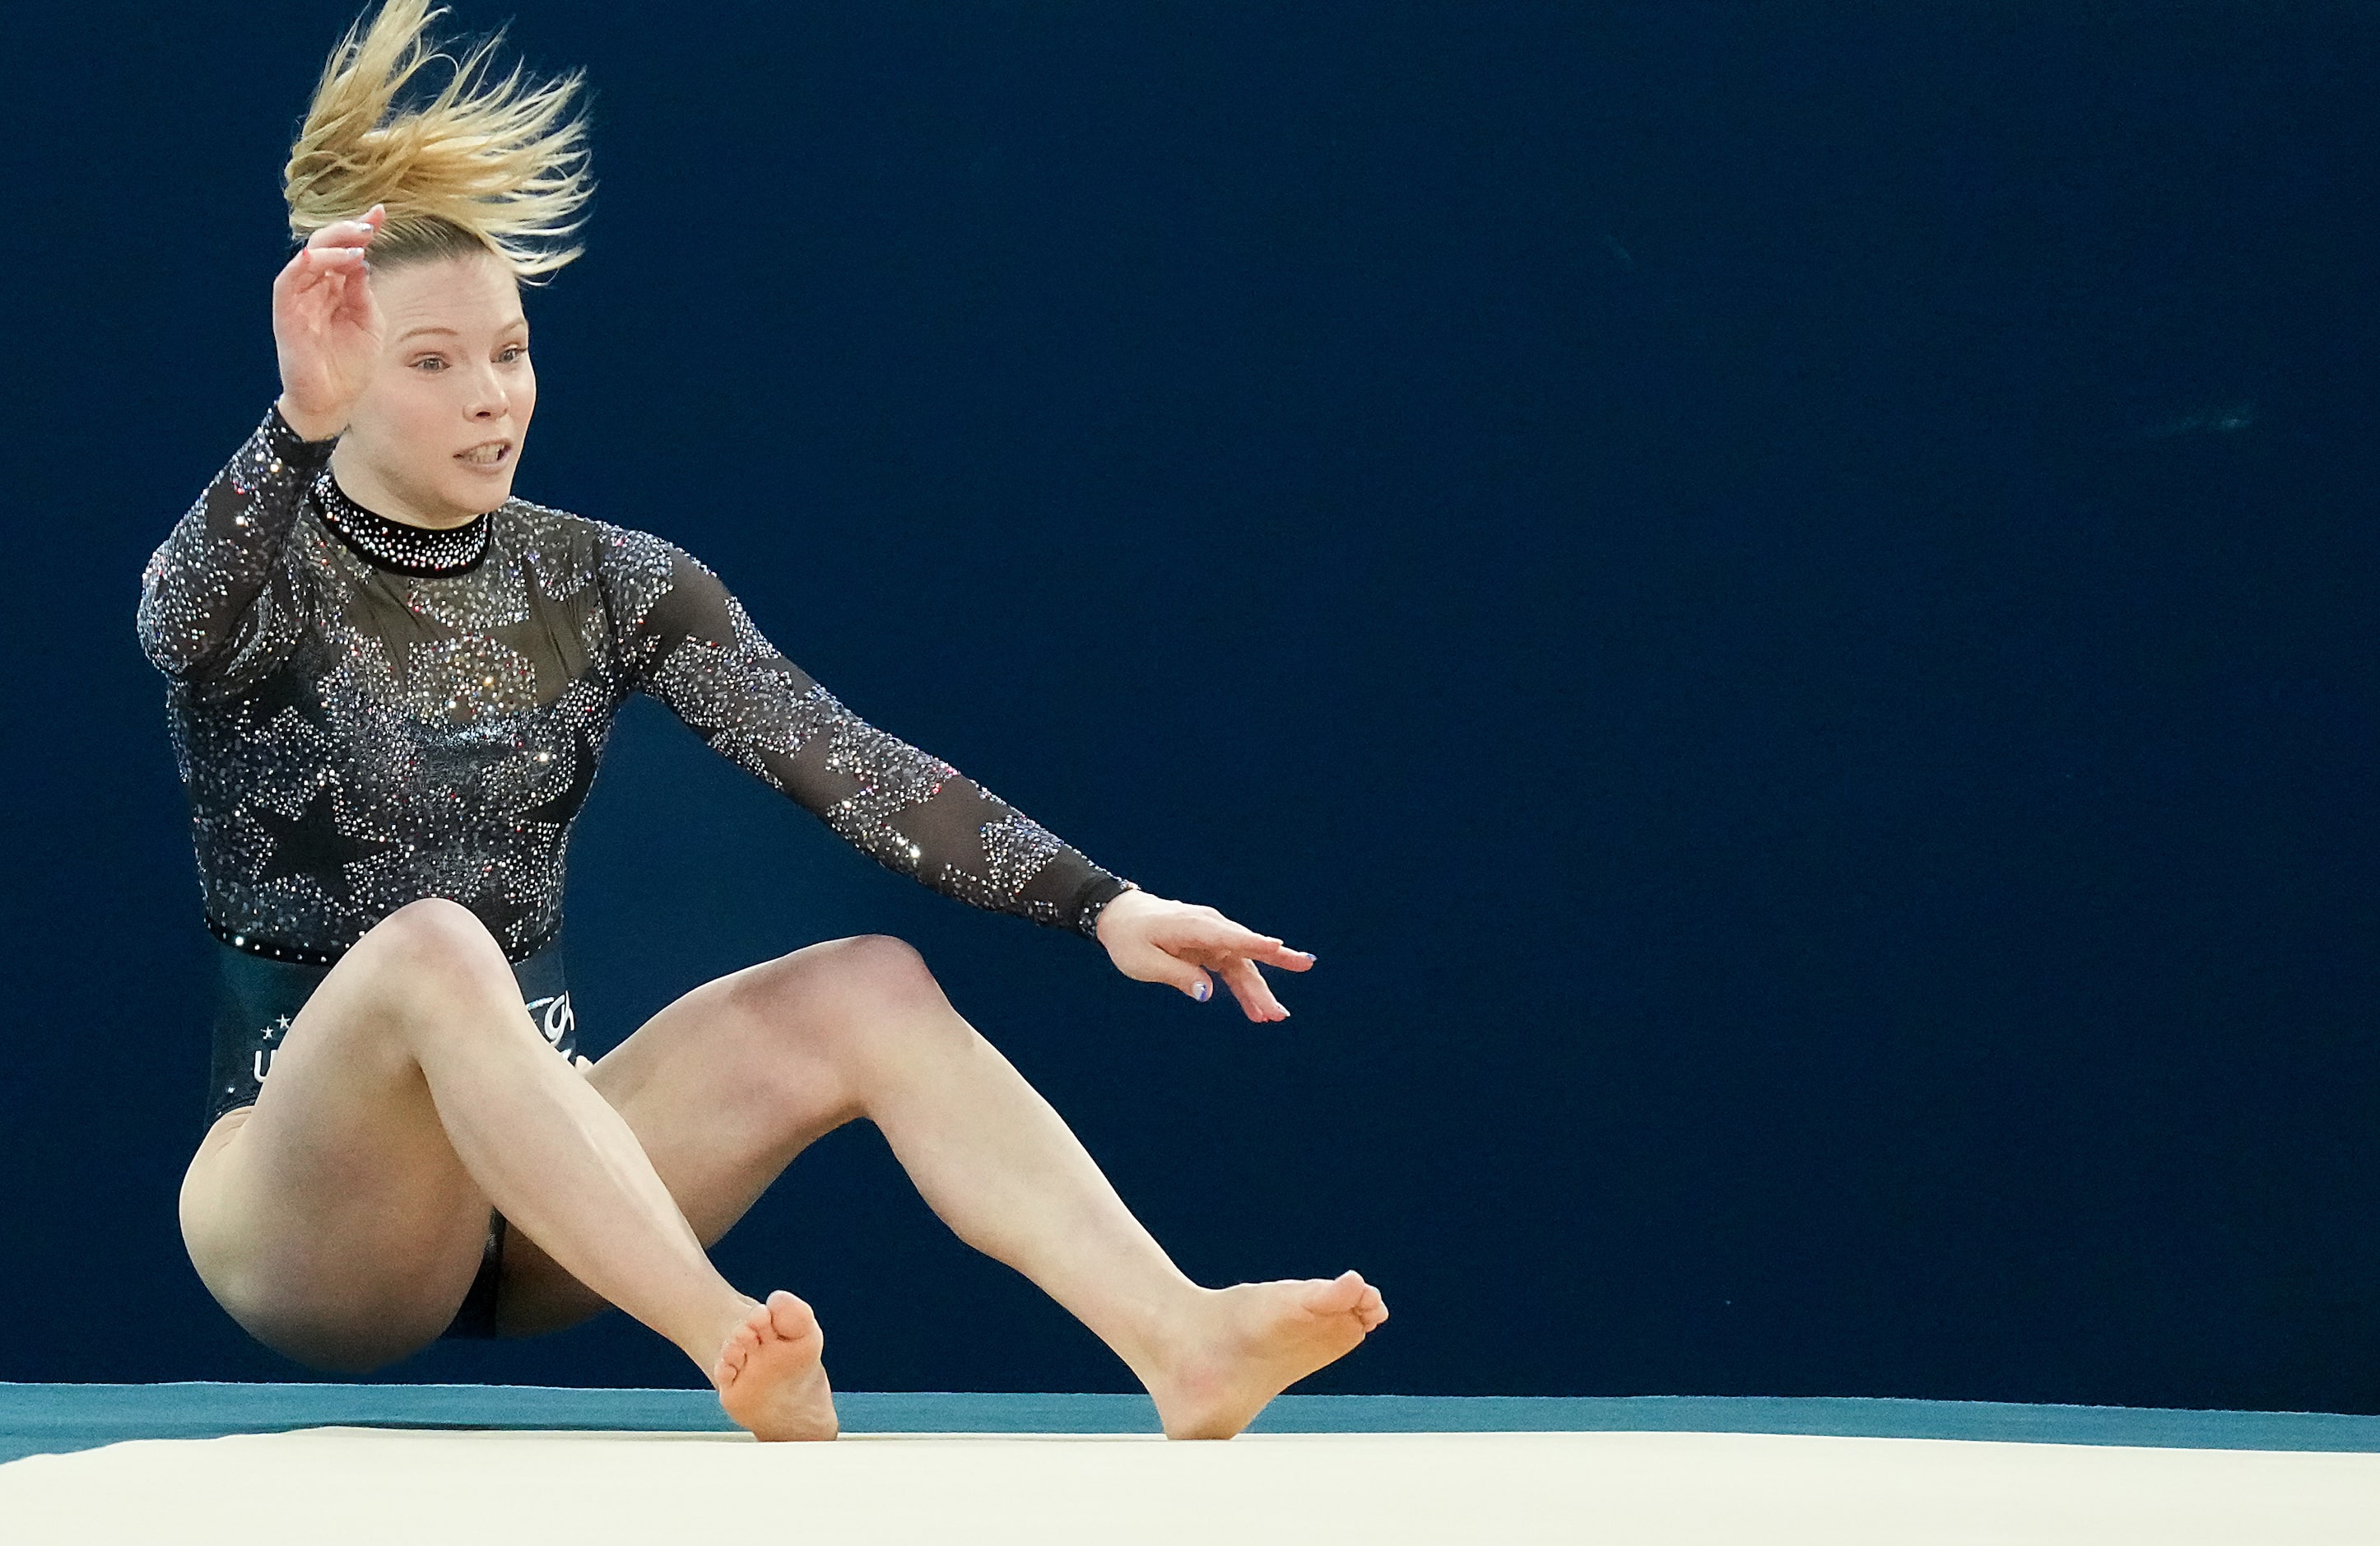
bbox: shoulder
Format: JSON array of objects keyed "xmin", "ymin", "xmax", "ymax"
[
  {"xmin": 495, "ymin": 498, "xmax": 728, "ymax": 627},
  {"xmin": 500, "ymin": 496, "xmax": 714, "ymax": 570},
  {"xmin": 491, "ymin": 497, "xmax": 700, "ymax": 606}
]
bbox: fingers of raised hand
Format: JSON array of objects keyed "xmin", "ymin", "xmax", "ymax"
[
  {"xmin": 304, "ymin": 210, "xmax": 382, "ymax": 252},
  {"xmin": 276, "ymin": 247, "xmax": 365, "ymax": 309},
  {"xmin": 296, "ymin": 224, "xmax": 375, "ymax": 286},
  {"xmin": 280, "ymin": 214, "xmax": 379, "ymax": 294}
]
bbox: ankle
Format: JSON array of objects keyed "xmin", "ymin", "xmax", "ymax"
[
  {"xmin": 683, "ymin": 1293, "xmax": 761, "ymax": 1375},
  {"xmin": 1113, "ymin": 1284, "xmax": 1217, "ymax": 1388}
]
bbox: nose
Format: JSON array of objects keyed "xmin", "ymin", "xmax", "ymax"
[{"xmin": 463, "ymin": 359, "xmax": 509, "ymax": 421}]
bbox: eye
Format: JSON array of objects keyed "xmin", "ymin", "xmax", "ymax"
[
  {"xmin": 411, "ymin": 355, "xmax": 449, "ymax": 373},
  {"xmin": 497, "ymin": 344, "xmax": 528, "ymax": 364}
]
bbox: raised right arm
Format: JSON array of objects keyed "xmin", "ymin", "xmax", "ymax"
[
  {"xmin": 138, "ymin": 210, "xmax": 388, "ymax": 687},
  {"xmin": 136, "ymin": 411, "xmax": 337, "ymax": 684}
]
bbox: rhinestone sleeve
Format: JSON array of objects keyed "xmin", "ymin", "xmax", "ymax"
[
  {"xmin": 137, "ymin": 406, "xmax": 337, "ymax": 693},
  {"xmin": 599, "ymin": 529, "xmax": 1128, "ymax": 934}
]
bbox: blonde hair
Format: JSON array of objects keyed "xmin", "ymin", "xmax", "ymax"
[{"xmin": 284, "ymin": 0, "xmax": 592, "ymax": 278}]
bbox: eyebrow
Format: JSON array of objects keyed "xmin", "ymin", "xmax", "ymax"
[{"xmin": 395, "ymin": 319, "xmax": 530, "ymax": 343}]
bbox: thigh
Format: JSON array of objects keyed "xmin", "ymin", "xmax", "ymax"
[
  {"xmin": 179, "ymin": 917, "xmax": 506, "ymax": 1371},
  {"xmin": 495, "ymin": 939, "xmax": 884, "ymax": 1335}
]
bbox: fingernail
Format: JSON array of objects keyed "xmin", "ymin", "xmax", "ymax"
[
  {"xmin": 1300, "ymin": 952, "xmax": 1317, "ymax": 962},
  {"xmin": 1192, "ymin": 981, "xmax": 1211, "ymax": 1003}
]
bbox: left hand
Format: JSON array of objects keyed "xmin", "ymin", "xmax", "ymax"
[{"xmin": 1095, "ymin": 889, "xmax": 1315, "ymax": 1022}]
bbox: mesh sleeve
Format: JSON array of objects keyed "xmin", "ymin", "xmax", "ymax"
[
  {"xmin": 137, "ymin": 406, "xmax": 336, "ymax": 693},
  {"xmin": 596, "ymin": 527, "xmax": 1129, "ymax": 936}
]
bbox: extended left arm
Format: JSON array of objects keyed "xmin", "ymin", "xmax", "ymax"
[{"xmin": 602, "ymin": 531, "xmax": 1311, "ymax": 1018}]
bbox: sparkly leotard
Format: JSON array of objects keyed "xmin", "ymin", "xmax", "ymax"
[{"xmin": 139, "ymin": 406, "xmax": 1131, "ymax": 1122}]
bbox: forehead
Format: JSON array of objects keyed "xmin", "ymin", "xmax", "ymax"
[{"xmin": 370, "ymin": 254, "xmax": 525, "ymax": 333}]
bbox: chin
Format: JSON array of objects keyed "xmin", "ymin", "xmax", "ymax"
[{"xmin": 446, "ymin": 473, "xmax": 518, "ymax": 517}]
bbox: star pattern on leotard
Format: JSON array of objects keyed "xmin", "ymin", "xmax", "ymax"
[{"xmin": 248, "ymin": 782, "xmax": 399, "ymax": 887}]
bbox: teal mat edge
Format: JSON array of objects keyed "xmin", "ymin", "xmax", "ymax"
[{"xmin": 4, "ymin": 1385, "xmax": 2379, "ymax": 1465}]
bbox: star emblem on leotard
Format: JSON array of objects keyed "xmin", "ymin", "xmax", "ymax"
[{"xmin": 248, "ymin": 783, "xmax": 401, "ymax": 887}]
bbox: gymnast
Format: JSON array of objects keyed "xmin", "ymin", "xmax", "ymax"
[{"xmin": 138, "ymin": 0, "xmax": 1384, "ymax": 1441}]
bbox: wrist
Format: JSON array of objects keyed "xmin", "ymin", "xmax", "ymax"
[
  {"xmin": 1090, "ymin": 882, "xmax": 1152, "ymax": 947},
  {"xmin": 274, "ymin": 393, "xmax": 347, "ymax": 445}
]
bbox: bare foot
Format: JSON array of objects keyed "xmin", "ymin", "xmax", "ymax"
[
  {"xmin": 712, "ymin": 1290, "xmax": 839, "ymax": 1441},
  {"xmin": 1146, "ymin": 1270, "xmax": 1388, "ymax": 1440}
]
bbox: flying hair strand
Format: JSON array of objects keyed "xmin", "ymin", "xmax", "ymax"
[{"xmin": 284, "ymin": 0, "xmax": 592, "ymax": 278}]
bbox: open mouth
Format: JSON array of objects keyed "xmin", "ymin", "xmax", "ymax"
[{"xmin": 456, "ymin": 441, "xmax": 514, "ymax": 468}]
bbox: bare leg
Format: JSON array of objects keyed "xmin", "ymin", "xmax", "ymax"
[
  {"xmin": 500, "ymin": 934, "xmax": 1387, "ymax": 1437},
  {"xmin": 179, "ymin": 898, "xmax": 831, "ymax": 1437}
]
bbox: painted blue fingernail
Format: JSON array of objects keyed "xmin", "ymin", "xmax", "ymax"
[{"xmin": 1192, "ymin": 981, "xmax": 1211, "ymax": 1002}]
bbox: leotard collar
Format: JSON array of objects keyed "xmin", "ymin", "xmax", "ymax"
[{"xmin": 314, "ymin": 473, "xmax": 490, "ymax": 577}]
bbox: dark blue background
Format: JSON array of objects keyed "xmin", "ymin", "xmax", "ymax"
[{"xmin": 1, "ymin": 2, "xmax": 2374, "ymax": 1409}]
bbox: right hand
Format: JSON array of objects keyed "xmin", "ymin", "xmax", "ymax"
[{"xmin": 272, "ymin": 207, "xmax": 386, "ymax": 441}]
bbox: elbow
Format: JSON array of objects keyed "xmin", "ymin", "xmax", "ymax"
[
  {"xmin": 134, "ymin": 603, "xmax": 181, "ymax": 678},
  {"xmin": 135, "ymin": 596, "xmax": 212, "ymax": 682}
]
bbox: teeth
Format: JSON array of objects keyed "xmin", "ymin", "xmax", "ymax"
[{"xmin": 459, "ymin": 445, "xmax": 508, "ymax": 465}]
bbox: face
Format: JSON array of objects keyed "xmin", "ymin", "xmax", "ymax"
[{"xmin": 332, "ymin": 253, "xmax": 537, "ymax": 527}]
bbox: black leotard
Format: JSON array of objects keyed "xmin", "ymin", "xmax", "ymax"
[{"xmin": 138, "ymin": 406, "xmax": 1130, "ymax": 983}]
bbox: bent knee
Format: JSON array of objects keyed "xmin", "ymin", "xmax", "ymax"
[
  {"xmin": 819, "ymin": 932, "xmax": 935, "ymax": 985},
  {"xmin": 780, "ymin": 929, "xmax": 947, "ymax": 1000},
  {"xmin": 732, "ymin": 934, "xmax": 949, "ymax": 1037},
  {"xmin": 351, "ymin": 898, "xmax": 512, "ymax": 990}
]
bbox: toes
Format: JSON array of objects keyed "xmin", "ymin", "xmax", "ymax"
[
  {"xmin": 1303, "ymin": 1273, "xmax": 1368, "ymax": 1314},
  {"xmin": 763, "ymin": 1289, "xmax": 813, "ymax": 1340}
]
